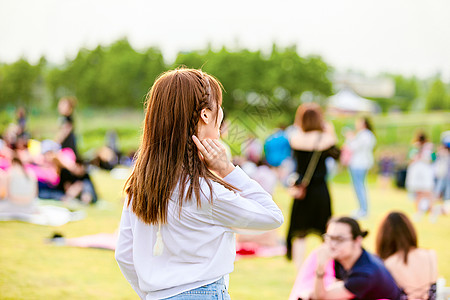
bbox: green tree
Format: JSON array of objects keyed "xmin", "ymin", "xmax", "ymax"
[
  {"xmin": 172, "ymin": 45, "xmax": 332, "ymax": 113},
  {"xmin": 426, "ymin": 78, "xmax": 448, "ymax": 111},
  {"xmin": 1, "ymin": 39, "xmax": 332, "ymax": 113},
  {"xmin": 392, "ymin": 75, "xmax": 419, "ymax": 111},
  {"xmin": 46, "ymin": 39, "xmax": 166, "ymax": 108},
  {"xmin": 0, "ymin": 59, "xmax": 41, "ymax": 108}
]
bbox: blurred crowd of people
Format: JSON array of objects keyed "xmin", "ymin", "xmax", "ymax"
[
  {"xmin": 2, "ymin": 94, "xmax": 448, "ymax": 298},
  {"xmin": 405, "ymin": 131, "xmax": 450, "ymax": 222},
  {"xmin": 224, "ymin": 102, "xmax": 448, "ymax": 299},
  {"xmin": 1, "ymin": 98, "xmax": 97, "ymax": 209},
  {"xmin": 0, "ymin": 98, "xmax": 139, "ymax": 222}
]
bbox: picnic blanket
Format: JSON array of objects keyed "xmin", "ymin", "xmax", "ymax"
[{"xmin": 0, "ymin": 203, "xmax": 84, "ymax": 226}]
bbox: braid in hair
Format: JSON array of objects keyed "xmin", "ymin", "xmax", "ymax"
[
  {"xmin": 184, "ymin": 73, "xmax": 210, "ymax": 191},
  {"xmin": 186, "ymin": 108, "xmax": 199, "ymax": 179}
]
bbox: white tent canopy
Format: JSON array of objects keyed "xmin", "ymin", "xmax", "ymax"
[{"xmin": 327, "ymin": 88, "xmax": 380, "ymax": 114}]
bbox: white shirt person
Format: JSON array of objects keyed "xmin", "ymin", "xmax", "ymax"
[{"xmin": 115, "ymin": 68, "xmax": 283, "ymax": 299}]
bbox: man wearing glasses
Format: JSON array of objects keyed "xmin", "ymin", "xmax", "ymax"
[{"xmin": 309, "ymin": 217, "xmax": 401, "ymax": 300}]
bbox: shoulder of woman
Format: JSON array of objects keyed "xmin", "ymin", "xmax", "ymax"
[
  {"xmin": 383, "ymin": 254, "xmax": 396, "ymax": 266},
  {"xmin": 321, "ymin": 131, "xmax": 337, "ymax": 145},
  {"xmin": 288, "ymin": 131, "xmax": 308, "ymax": 149},
  {"xmin": 384, "ymin": 252, "xmax": 403, "ymax": 267},
  {"xmin": 290, "ymin": 131, "xmax": 335, "ymax": 150},
  {"xmin": 406, "ymin": 248, "xmax": 437, "ymax": 264}
]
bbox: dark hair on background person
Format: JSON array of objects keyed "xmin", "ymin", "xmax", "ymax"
[
  {"xmin": 362, "ymin": 117, "xmax": 374, "ymax": 133},
  {"xmin": 294, "ymin": 103, "xmax": 324, "ymax": 132},
  {"xmin": 327, "ymin": 216, "xmax": 369, "ymax": 239},
  {"xmin": 375, "ymin": 211, "xmax": 418, "ymax": 263}
]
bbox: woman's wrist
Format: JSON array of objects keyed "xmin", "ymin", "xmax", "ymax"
[{"xmin": 216, "ymin": 163, "xmax": 235, "ymax": 178}]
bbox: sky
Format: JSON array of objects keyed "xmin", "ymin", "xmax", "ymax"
[{"xmin": 1, "ymin": 0, "xmax": 450, "ymax": 81}]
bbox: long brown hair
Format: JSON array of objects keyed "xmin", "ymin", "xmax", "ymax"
[
  {"xmin": 125, "ymin": 68, "xmax": 236, "ymax": 225},
  {"xmin": 294, "ymin": 103, "xmax": 324, "ymax": 132},
  {"xmin": 375, "ymin": 211, "xmax": 417, "ymax": 263}
]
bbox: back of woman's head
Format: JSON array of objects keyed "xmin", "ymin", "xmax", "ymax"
[
  {"xmin": 362, "ymin": 117, "xmax": 373, "ymax": 133},
  {"xmin": 416, "ymin": 132, "xmax": 428, "ymax": 144},
  {"xmin": 328, "ymin": 216, "xmax": 369, "ymax": 239},
  {"xmin": 376, "ymin": 211, "xmax": 417, "ymax": 263},
  {"xmin": 125, "ymin": 68, "xmax": 234, "ymax": 225},
  {"xmin": 294, "ymin": 103, "xmax": 323, "ymax": 132},
  {"xmin": 11, "ymin": 152, "xmax": 29, "ymax": 179}
]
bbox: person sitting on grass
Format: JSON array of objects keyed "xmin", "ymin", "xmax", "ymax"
[
  {"xmin": 58, "ymin": 158, "xmax": 98, "ymax": 204},
  {"xmin": 376, "ymin": 211, "xmax": 438, "ymax": 300},
  {"xmin": 0, "ymin": 155, "xmax": 38, "ymax": 215},
  {"xmin": 310, "ymin": 216, "xmax": 401, "ymax": 300}
]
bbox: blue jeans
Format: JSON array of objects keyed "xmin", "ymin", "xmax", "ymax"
[
  {"xmin": 163, "ymin": 277, "xmax": 231, "ymax": 300},
  {"xmin": 435, "ymin": 175, "xmax": 450, "ymax": 201},
  {"xmin": 350, "ymin": 168, "xmax": 368, "ymax": 216}
]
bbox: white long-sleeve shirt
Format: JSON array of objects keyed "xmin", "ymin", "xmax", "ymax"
[
  {"xmin": 115, "ymin": 167, "xmax": 284, "ymax": 300},
  {"xmin": 348, "ymin": 129, "xmax": 376, "ymax": 170}
]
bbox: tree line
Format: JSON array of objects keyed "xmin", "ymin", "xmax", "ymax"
[{"xmin": 0, "ymin": 38, "xmax": 449, "ymax": 114}]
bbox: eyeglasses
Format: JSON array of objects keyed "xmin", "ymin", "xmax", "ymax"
[{"xmin": 322, "ymin": 234, "xmax": 354, "ymax": 244}]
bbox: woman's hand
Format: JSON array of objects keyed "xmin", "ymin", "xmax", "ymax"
[{"xmin": 192, "ymin": 135, "xmax": 235, "ymax": 178}]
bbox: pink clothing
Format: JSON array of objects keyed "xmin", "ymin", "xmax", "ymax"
[
  {"xmin": 21, "ymin": 147, "xmax": 76, "ymax": 186},
  {"xmin": 66, "ymin": 233, "xmax": 118, "ymax": 250},
  {"xmin": 289, "ymin": 248, "xmax": 335, "ymax": 300},
  {"xmin": 26, "ymin": 164, "xmax": 60, "ymax": 186},
  {"xmin": 0, "ymin": 158, "xmax": 10, "ymax": 170}
]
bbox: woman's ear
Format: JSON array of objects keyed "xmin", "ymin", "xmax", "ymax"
[{"xmin": 199, "ymin": 108, "xmax": 211, "ymax": 125}]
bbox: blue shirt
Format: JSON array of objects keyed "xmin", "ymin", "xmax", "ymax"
[
  {"xmin": 264, "ymin": 130, "xmax": 291, "ymax": 167},
  {"xmin": 334, "ymin": 249, "xmax": 401, "ymax": 300}
]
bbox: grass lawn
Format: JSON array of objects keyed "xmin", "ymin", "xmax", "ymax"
[{"xmin": 1, "ymin": 170, "xmax": 449, "ymax": 299}]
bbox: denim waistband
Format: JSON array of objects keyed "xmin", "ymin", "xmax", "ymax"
[{"xmin": 213, "ymin": 277, "xmax": 226, "ymax": 286}]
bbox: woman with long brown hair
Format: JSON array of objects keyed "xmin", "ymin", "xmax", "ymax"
[
  {"xmin": 376, "ymin": 211, "xmax": 438, "ymax": 300},
  {"xmin": 286, "ymin": 103, "xmax": 337, "ymax": 270},
  {"xmin": 115, "ymin": 68, "xmax": 283, "ymax": 299}
]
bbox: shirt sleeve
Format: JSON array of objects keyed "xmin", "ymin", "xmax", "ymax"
[
  {"xmin": 344, "ymin": 270, "xmax": 373, "ymax": 299},
  {"xmin": 115, "ymin": 204, "xmax": 146, "ymax": 300},
  {"xmin": 209, "ymin": 167, "xmax": 284, "ymax": 230}
]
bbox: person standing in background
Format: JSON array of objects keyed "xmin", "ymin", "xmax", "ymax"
[
  {"xmin": 345, "ymin": 117, "xmax": 376, "ymax": 219},
  {"xmin": 55, "ymin": 96, "xmax": 78, "ymax": 157},
  {"xmin": 405, "ymin": 132, "xmax": 435, "ymax": 221},
  {"xmin": 286, "ymin": 103, "xmax": 337, "ymax": 270}
]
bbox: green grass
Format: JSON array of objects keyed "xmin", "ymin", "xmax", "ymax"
[
  {"xmin": 1, "ymin": 170, "xmax": 449, "ymax": 299},
  {"xmin": 0, "ymin": 110, "xmax": 449, "ymax": 299}
]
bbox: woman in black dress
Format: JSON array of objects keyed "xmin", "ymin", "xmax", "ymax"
[{"xmin": 286, "ymin": 103, "xmax": 337, "ymax": 270}]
